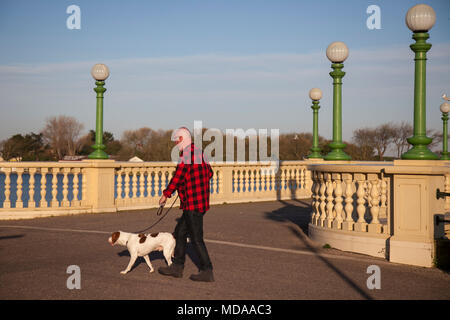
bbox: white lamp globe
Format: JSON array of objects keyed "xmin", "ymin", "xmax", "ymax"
[
  {"xmin": 440, "ymin": 102, "xmax": 450, "ymax": 114},
  {"xmin": 309, "ymin": 88, "xmax": 323, "ymax": 101},
  {"xmin": 326, "ymin": 41, "xmax": 349, "ymax": 63},
  {"xmin": 91, "ymin": 63, "xmax": 110, "ymax": 81},
  {"xmin": 405, "ymin": 4, "xmax": 436, "ymax": 32}
]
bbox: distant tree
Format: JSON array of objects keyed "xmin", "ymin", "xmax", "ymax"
[
  {"xmin": 352, "ymin": 128, "xmax": 376, "ymax": 160},
  {"xmin": 79, "ymin": 130, "xmax": 122, "ymax": 156},
  {"xmin": 0, "ymin": 132, "xmax": 51, "ymax": 161},
  {"xmin": 118, "ymin": 127, "xmax": 173, "ymax": 161},
  {"xmin": 391, "ymin": 122, "xmax": 413, "ymax": 158},
  {"xmin": 41, "ymin": 116, "xmax": 84, "ymax": 160},
  {"xmin": 372, "ymin": 123, "xmax": 395, "ymax": 160}
]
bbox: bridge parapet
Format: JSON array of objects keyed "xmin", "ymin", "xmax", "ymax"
[
  {"xmin": 308, "ymin": 160, "xmax": 450, "ymax": 267},
  {"xmin": 0, "ymin": 160, "xmax": 313, "ymax": 219}
]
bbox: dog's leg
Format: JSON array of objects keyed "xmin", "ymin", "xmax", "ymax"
[
  {"xmin": 121, "ymin": 254, "xmax": 138, "ymax": 274},
  {"xmin": 143, "ymin": 255, "xmax": 154, "ymax": 273},
  {"xmin": 163, "ymin": 247, "xmax": 173, "ymax": 266}
]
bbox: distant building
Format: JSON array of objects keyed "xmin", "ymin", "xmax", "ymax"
[
  {"xmin": 128, "ymin": 156, "xmax": 144, "ymax": 162},
  {"xmin": 61, "ymin": 155, "xmax": 88, "ymax": 161}
]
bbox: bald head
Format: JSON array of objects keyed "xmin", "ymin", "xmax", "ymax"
[{"xmin": 172, "ymin": 127, "xmax": 192, "ymax": 151}]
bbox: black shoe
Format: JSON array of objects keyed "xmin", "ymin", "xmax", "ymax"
[
  {"xmin": 158, "ymin": 263, "xmax": 184, "ymax": 278},
  {"xmin": 190, "ymin": 269, "xmax": 214, "ymax": 282}
]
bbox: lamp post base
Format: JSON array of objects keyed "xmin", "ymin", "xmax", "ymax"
[
  {"xmin": 88, "ymin": 145, "xmax": 109, "ymax": 159},
  {"xmin": 324, "ymin": 150, "xmax": 351, "ymax": 161},
  {"xmin": 401, "ymin": 136, "xmax": 438, "ymax": 160},
  {"xmin": 441, "ymin": 153, "xmax": 450, "ymax": 160},
  {"xmin": 324, "ymin": 142, "xmax": 351, "ymax": 161},
  {"xmin": 308, "ymin": 147, "xmax": 323, "ymax": 159},
  {"xmin": 401, "ymin": 146, "xmax": 438, "ymax": 160}
]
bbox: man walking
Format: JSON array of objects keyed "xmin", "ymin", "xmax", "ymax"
[{"xmin": 158, "ymin": 127, "xmax": 214, "ymax": 282}]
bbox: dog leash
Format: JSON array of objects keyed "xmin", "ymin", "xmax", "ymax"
[{"xmin": 134, "ymin": 195, "xmax": 179, "ymax": 234}]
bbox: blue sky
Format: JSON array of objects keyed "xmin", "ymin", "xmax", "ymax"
[{"xmin": 0, "ymin": 0, "xmax": 449, "ymax": 144}]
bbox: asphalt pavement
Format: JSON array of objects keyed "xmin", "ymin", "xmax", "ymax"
[{"xmin": 0, "ymin": 199, "xmax": 449, "ymax": 300}]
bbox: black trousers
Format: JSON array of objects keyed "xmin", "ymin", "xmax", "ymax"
[{"xmin": 173, "ymin": 210, "xmax": 213, "ymax": 271}]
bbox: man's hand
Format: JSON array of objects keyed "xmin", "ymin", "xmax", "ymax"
[{"xmin": 159, "ymin": 195, "xmax": 167, "ymax": 207}]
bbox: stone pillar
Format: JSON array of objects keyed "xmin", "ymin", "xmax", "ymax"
[{"xmin": 82, "ymin": 159, "xmax": 117, "ymax": 213}]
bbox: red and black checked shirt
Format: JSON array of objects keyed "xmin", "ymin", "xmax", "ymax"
[{"xmin": 163, "ymin": 143, "xmax": 213, "ymax": 213}]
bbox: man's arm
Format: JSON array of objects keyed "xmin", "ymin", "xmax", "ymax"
[{"xmin": 163, "ymin": 162, "xmax": 188, "ymax": 198}]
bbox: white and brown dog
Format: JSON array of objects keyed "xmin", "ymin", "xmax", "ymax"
[{"xmin": 108, "ymin": 231, "xmax": 176, "ymax": 274}]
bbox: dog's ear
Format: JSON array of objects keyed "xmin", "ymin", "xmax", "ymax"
[
  {"xmin": 111, "ymin": 231, "xmax": 120, "ymax": 245},
  {"xmin": 139, "ymin": 236, "xmax": 147, "ymax": 244}
]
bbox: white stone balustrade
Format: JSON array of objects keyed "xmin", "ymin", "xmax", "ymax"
[
  {"xmin": 0, "ymin": 162, "xmax": 87, "ymax": 218},
  {"xmin": 0, "ymin": 160, "xmax": 312, "ymax": 219},
  {"xmin": 308, "ymin": 160, "xmax": 449, "ymax": 267},
  {"xmin": 1, "ymin": 158, "xmax": 448, "ymax": 268},
  {"xmin": 310, "ymin": 170, "xmax": 389, "ymax": 235}
]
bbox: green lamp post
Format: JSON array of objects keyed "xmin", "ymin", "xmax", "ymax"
[
  {"xmin": 440, "ymin": 101, "xmax": 450, "ymax": 160},
  {"xmin": 308, "ymin": 88, "xmax": 323, "ymax": 159},
  {"xmin": 401, "ymin": 4, "xmax": 438, "ymax": 160},
  {"xmin": 324, "ymin": 41, "xmax": 351, "ymax": 161},
  {"xmin": 88, "ymin": 63, "xmax": 110, "ymax": 159}
]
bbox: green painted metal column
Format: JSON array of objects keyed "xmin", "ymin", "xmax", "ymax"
[
  {"xmin": 440, "ymin": 102, "xmax": 450, "ymax": 160},
  {"xmin": 441, "ymin": 112, "xmax": 449, "ymax": 160},
  {"xmin": 308, "ymin": 88, "xmax": 323, "ymax": 159},
  {"xmin": 324, "ymin": 62, "xmax": 351, "ymax": 161},
  {"xmin": 401, "ymin": 32, "xmax": 438, "ymax": 160},
  {"xmin": 89, "ymin": 63, "xmax": 110, "ymax": 160}
]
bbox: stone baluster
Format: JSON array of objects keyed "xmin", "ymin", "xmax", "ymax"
[
  {"xmin": 209, "ymin": 170, "xmax": 214, "ymax": 194},
  {"xmin": 238, "ymin": 170, "xmax": 243, "ymax": 193},
  {"xmin": 217, "ymin": 168, "xmax": 224, "ymax": 196},
  {"xmin": 72, "ymin": 168, "xmax": 80, "ymax": 206},
  {"xmin": 131, "ymin": 169, "xmax": 138, "ymax": 200},
  {"xmin": 16, "ymin": 169, "xmax": 24, "ymax": 209},
  {"xmin": 249, "ymin": 169, "xmax": 254, "ymax": 194},
  {"xmin": 301, "ymin": 168, "xmax": 306, "ymax": 190},
  {"xmin": 286, "ymin": 168, "xmax": 292, "ymax": 192},
  {"xmin": 304, "ymin": 168, "xmax": 312, "ymax": 194},
  {"xmin": 124, "ymin": 169, "xmax": 131, "ymax": 202},
  {"xmin": 3, "ymin": 168, "xmax": 11, "ymax": 209},
  {"xmin": 332, "ymin": 173, "xmax": 343, "ymax": 229},
  {"xmin": 116, "ymin": 169, "xmax": 123, "ymax": 201},
  {"xmin": 310, "ymin": 172, "xmax": 317, "ymax": 223},
  {"xmin": 231, "ymin": 169, "xmax": 236, "ymax": 193},
  {"xmin": 139, "ymin": 170, "xmax": 146, "ymax": 202},
  {"xmin": 319, "ymin": 173, "xmax": 327, "ymax": 227},
  {"xmin": 342, "ymin": 173, "xmax": 354, "ymax": 231},
  {"xmin": 255, "ymin": 169, "xmax": 261, "ymax": 194},
  {"xmin": 325, "ymin": 173, "xmax": 334, "ymax": 228},
  {"xmin": 379, "ymin": 176, "xmax": 387, "ymax": 220},
  {"xmin": 39, "ymin": 168, "xmax": 47, "ymax": 208},
  {"xmin": 271, "ymin": 168, "xmax": 276, "ymax": 192},
  {"xmin": 368, "ymin": 175, "xmax": 382, "ymax": 233},
  {"xmin": 310, "ymin": 171, "xmax": 316, "ymax": 222},
  {"xmin": 312, "ymin": 172, "xmax": 320, "ymax": 225},
  {"xmin": 51, "ymin": 168, "xmax": 59, "ymax": 207},
  {"xmin": 354, "ymin": 174, "xmax": 368, "ymax": 232},
  {"xmin": 293, "ymin": 168, "xmax": 298, "ymax": 191},
  {"xmin": 81, "ymin": 168, "xmax": 87, "ymax": 206},
  {"xmin": 61, "ymin": 168, "xmax": 70, "ymax": 207},
  {"xmin": 28, "ymin": 168, "xmax": 36, "ymax": 208}
]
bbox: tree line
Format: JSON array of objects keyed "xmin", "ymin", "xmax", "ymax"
[{"xmin": 0, "ymin": 115, "xmax": 444, "ymax": 162}]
